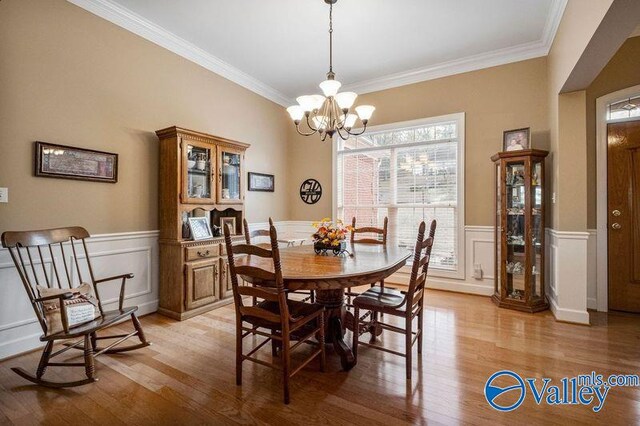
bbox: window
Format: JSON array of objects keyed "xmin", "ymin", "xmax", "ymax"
[
  {"xmin": 334, "ymin": 113, "xmax": 465, "ymax": 276},
  {"xmin": 607, "ymin": 96, "xmax": 640, "ymax": 121}
]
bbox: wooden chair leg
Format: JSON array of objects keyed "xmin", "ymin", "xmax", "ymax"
[
  {"xmin": 369, "ymin": 310, "xmax": 378, "ymax": 344},
  {"xmin": 271, "ymin": 329, "xmax": 279, "ymax": 357},
  {"xmin": 417, "ymin": 308, "xmax": 424, "ymax": 354},
  {"xmin": 84, "ymin": 335, "xmax": 96, "ymax": 381},
  {"xmin": 379, "ymin": 279, "xmax": 385, "ymax": 319},
  {"xmin": 352, "ymin": 306, "xmax": 359, "ymax": 360},
  {"xmin": 90, "ymin": 332, "xmax": 98, "ymax": 351},
  {"xmin": 318, "ymin": 314, "xmax": 326, "ymax": 372},
  {"xmin": 131, "ymin": 313, "xmax": 149, "ymax": 345},
  {"xmin": 282, "ymin": 332, "xmax": 291, "ymax": 404},
  {"xmin": 405, "ymin": 316, "xmax": 412, "ymax": 380},
  {"xmin": 36, "ymin": 341, "xmax": 53, "ymax": 379},
  {"xmin": 236, "ymin": 318, "xmax": 243, "ymax": 386}
]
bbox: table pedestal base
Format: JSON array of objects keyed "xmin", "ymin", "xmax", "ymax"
[{"xmin": 315, "ymin": 288, "xmax": 356, "ymax": 370}]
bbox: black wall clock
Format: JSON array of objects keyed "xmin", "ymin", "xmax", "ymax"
[{"xmin": 300, "ymin": 179, "xmax": 322, "ymax": 204}]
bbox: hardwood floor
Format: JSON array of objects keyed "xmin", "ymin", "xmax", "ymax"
[{"xmin": 1, "ymin": 290, "xmax": 639, "ymax": 425}]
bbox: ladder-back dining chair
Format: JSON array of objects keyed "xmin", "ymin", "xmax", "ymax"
[
  {"xmin": 1, "ymin": 226, "xmax": 151, "ymax": 388},
  {"xmin": 352, "ymin": 219, "xmax": 436, "ymax": 380},
  {"xmin": 244, "ymin": 218, "xmax": 315, "ymax": 303},
  {"xmin": 224, "ymin": 223, "xmax": 325, "ymax": 404},
  {"xmin": 346, "ymin": 216, "xmax": 389, "ymax": 307},
  {"xmin": 243, "ymin": 217, "xmax": 274, "ymax": 245}
]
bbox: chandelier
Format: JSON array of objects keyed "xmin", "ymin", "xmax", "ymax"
[{"xmin": 286, "ymin": 0, "xmax": 375, "ymax": 141}]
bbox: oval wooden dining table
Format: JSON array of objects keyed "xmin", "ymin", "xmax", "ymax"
[{"xmin": 235, "ymin": 243, "xmax": 411, "ymax": 370}]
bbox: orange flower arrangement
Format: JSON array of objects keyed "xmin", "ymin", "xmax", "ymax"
[{"xmin": 312, "ymin": 218, "xmax": 353, "ymax": 247}]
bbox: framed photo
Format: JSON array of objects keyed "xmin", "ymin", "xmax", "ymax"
[
  {"xmin": 503, "ymin": 128, "xmax": 530, "ymax": 152},
  {"xmin": 188, "ymin": 217, "xmax": 213, "ymax": 241},
  {"xmin": 35, "ymin": 142, "xmax": 118, "ymax": 183},
  {"xmin": 248, "ymin": 172, "xmax": 274, "ymax": 192},
  {"xmin": 220, "ymin": 217, "xmax": 237, "ymax": 235}
]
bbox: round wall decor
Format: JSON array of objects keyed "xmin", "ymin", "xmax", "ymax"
[{"xmin": 300, "ymin": 179, "xmax": 322, "ymax": 204}]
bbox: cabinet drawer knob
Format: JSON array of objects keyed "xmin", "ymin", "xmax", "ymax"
[{"xmin": 197, "ymin": 249, "xmax": 210, "ymax": 257}]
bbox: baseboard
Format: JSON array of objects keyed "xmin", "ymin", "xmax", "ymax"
[
  {"xmin": 549, "ymin": 296, "xmax": 590, "ymax": 325},
  {"xmin": 386, "ymin": 272, "xmax": 493, "ymax": 296}
]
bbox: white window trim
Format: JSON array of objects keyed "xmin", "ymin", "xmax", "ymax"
[{"xmin": 332, "ymin": 112, "xmax": 466, "ymax": 280}]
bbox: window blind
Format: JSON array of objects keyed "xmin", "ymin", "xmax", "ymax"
[{"xmin": 336, "ymin": 119, "xmax": 461, "ymax": 270}]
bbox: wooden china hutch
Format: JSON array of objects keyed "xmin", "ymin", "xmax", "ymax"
[
  {"xmin": 156, "ymin": 126, "xmax": 249, "ymax": 320},
  {"xmin": 491, "ymin": 149, "xmax": 549, "ymax": 313}
]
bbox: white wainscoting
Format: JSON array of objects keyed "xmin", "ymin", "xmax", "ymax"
[
  {"xmin": 267, "ymin": 221, "xmax": 596, "ymax": 323},
  {"xmin": 259, "ymin": 221, "xmax": 496, "ymax": 296},
  {"xmin": 0, "ymin": 223, "xmax": 596, "ymax": 359},
  {"xmin": 545, "ymin": 229, "xmax": 591, "ymax": 324},
  {"xmin": 587, "ymin": 229, "xmax": 597, "ymax": 311},
  {"xmin": 0, "ymin": 231, "xmax": 159, "ymax": 360}
]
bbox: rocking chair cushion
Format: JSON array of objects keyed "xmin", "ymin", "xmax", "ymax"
[{"xmin": 37, "ymin": 283, "xmax": 101, "ymax": 335}]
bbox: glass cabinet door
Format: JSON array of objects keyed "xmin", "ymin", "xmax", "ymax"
[
  {"xmin": 217, "ymin": 148, "xmax": 243, "ymax": 203},
  {"xmin": 182, "ymin": 140, "xmax": 215, "ymax": 204},
  {"xmin": 504, "ymin": 160, "xmax": 526, "ymax": 302},
  {"xmin": 529, "ymin": 159, "xmax": 544, "ymax": 302}
]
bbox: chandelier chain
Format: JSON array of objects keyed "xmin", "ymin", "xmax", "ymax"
[{"xmin": 329, "ymin": 3, "xmax": 333, "ymax": 75}]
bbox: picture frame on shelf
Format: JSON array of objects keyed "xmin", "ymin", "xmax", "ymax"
[
  {"xmin": 188, "ymin": 217, "xmax": 213, "ymax": 241},
  {"xmin": 34, "ymin": 142, "xmax": 118, "ymax": 183},
  {"xmin": 248, "ymin": 172, "xmax": 275, "ymax": 192},
  {"xmin": 503, "ymin": 128, "xmax": 530, "ymax": 152},
  {"xmin": 220, "ymin": 217, "xmax": 237, "ymax": 235}
]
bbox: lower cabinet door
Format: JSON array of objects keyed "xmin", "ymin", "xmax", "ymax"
[
  {"xmin": 185, "ymin": 259, "xmax": 219, "ymax": 310},
  {"xmin": 220, "ymin": 258, "xmax": 233, "ymax": 299}
]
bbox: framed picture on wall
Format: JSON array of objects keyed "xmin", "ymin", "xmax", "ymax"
[
  {"xmin": 188, "ymin": 217, "xmax": 213, "ymax": 241},
  {"xmin": 503, "ymin": 128, "xmax": 530, "ymax": 152},
  {"xmin": 248, "ymin": 172, "xmax": 275, "ymax": 192},
  {"xmin": 34, "ymin": 142, "xmax": 118, "ymax": 183}
]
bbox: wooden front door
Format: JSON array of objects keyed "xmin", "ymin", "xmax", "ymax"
[{"xmin": 608, "ymin": 120, "xmax": 640, "ymax": 312}]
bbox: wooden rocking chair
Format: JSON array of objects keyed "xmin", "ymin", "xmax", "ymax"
[{"xmin": 1, "ymin": 226, "xmax": 151, "ymax": 388}]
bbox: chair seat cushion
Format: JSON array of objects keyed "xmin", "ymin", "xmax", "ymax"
[
  {"xmin": 243, "ymin": 300, "xmax": 323, "ymax": 332},
  {"xmin": 44, "ymin": 306, "xmax": 138, "ymax": 340},
  {"xmin": 353, "ymin": 286, "xmax": 407, "ymax": 312}
]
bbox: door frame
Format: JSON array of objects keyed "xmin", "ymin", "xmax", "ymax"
[{"xmin": 596, "ymin": 84, "xmax": 640, "ymax": 312}]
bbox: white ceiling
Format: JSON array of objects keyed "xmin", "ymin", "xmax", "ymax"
[{"xmin": 69, "ymin": 0, "xmax": 567, "ymax": 106}]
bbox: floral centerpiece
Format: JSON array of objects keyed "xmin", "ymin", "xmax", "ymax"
[{"xmin": 312, "ymin": 218, "xmax": 352, "ymax": 255}]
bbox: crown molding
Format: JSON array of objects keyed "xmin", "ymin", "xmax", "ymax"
[
  {"xmin": 66, "ymin": 0, "xmax": 292, "ymax": 107},
  {"xmin": 67, "ymin": 0, "xmax": 567, "ymax": 105},
  {"xmin": 343, "ymin": 0, "xmax": 568, "ymax": 94}
]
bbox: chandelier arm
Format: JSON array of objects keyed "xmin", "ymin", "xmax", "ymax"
[
  {"xmin": 335, "ymin": 126, "xmax": 350, "ymax": 141},
  {"xmin": 295, "ymin": 121, "xmax": 318, "ymax": 137},
  {"xmin": 306, "ymin": 113, "xmax": 318, "ymax": 132},
  {"xmin": 345, "ymin": 122, "xmax": 368, "ymax": 136}
]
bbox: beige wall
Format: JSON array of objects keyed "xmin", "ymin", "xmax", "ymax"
[
  {"xmin": 0, "ymin": 0, "xmax": 290, "ymax": 235},
  {"xmin": 2, "ymin": 0, "xmax": 632, "ymax": 235},
  {"xmin": 546, "ymin": 0, "xmax": 614, "ymax": 231},
  {"xmin": 586, "ymin": 36, "xmax": 640, "ymax": 228},
  {"xmin": 288, "ymin": 57, "xmax": 550, "ymax": 226}
]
